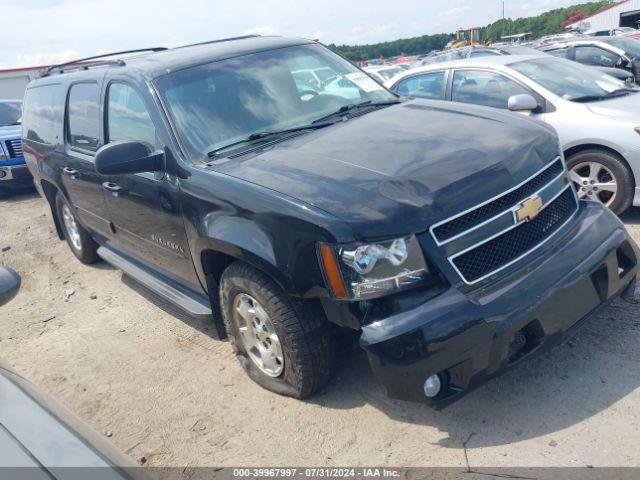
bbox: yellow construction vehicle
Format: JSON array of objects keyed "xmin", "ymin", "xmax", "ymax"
[{"xmin": 448, "ymin": 27, "xmax": 485, "ymax": 49}]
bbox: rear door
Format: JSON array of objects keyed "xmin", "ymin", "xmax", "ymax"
[{"xmin": 61, "ymin": 81, "xmax": 111, "ymax": 237}]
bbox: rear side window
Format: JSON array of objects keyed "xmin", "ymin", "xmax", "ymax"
[
  {"xmin": 106, "ymin": 83, "xmax": 156, "ymax": 148},
  {"xmin": 395, "ymin": 71, "xmax": 445, "ymax": 100},
  {"xmin": 67, "ymin": 83, "xmax": 100, "ymax": 152},
  {"xmin": 23, "ymin": 84, "xmax": 64, "ymax": 145}
]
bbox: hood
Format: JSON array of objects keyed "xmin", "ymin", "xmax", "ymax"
[
  {"xmin": 0, "ymin": 124, "xmax": 21, "ymax": 140},
  {"xmin": 586, "ymin": 91, "xmax": 640, "ymax": 120},
  {"xmin": 211, "ymin": 100, "xmax": 559, "ymax": 240}
]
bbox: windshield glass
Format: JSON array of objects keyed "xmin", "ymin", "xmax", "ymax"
[
  {"xmin": 377, "ymin": 67, "xmax": 404, "ymax": 80},
  {"xmin": 0, "ymin": 101, "xmax": 22, "ymax": 127},
  {"xmin": 605, "ymin": 37, "xmax": 640, "ymax": 58},
  {"xmin": 510, "ymin": 57, "xmax": 629, "ymax": 101},
  {"xmin": 156, "ymin": 44, "xmax": 397, "ymax": 160}
]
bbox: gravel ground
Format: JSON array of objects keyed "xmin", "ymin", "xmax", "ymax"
[{"xmin": 1, "ymin": 189, "xmax": 640, "ymax": 468}]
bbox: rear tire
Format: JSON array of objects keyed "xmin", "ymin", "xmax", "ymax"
[
  {"xmin": 55, "ymin": 192, "xmax": 99, "ymax": 264},
  {"xmin": 220, "ymin": 262, "xmax": 334, "ymax": 398},
  {"xmin": 565, "ymin": 149, "xmax": 634, "ymax": 215}
]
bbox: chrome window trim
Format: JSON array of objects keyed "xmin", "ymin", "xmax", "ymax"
[
  {"xmin": 430, "ymin": 156, "xmax": 564, "ymax": 246},
  {"xmin": 449, "ymin": 183, "xmax": 579, "ymax": 285}
]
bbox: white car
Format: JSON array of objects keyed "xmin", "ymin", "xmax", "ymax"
[
  {"xmin": 363, "ymin": 65, "xmax": 406, "ymax": 84},
  {"xmin": 386, "ymin": 55, "xmax": 640, "ymax": 214}
]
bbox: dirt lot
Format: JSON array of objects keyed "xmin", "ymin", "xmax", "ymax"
[{"xmin": 2, "ymin": 189, "xmax": 640, "ymax": 468}]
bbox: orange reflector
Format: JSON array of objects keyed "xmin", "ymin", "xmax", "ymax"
[{"xmin": 319, "ymin": 244, "xmax": 348, "ymax": 300}]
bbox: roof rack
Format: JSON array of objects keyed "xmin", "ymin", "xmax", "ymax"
[
  {"xmin": 40, "ymin": 47, "xmax": 168, "ymax": 77},
  {"xmin": 174, "ymin": 35, "xmax": 260, "ymax": 50}
]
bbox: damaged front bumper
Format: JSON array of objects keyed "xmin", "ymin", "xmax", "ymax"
[{"xmin": 360, "ymin": 202, "xmax": 639, "ymax": 406}]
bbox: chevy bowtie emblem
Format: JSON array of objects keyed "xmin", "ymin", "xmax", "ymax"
[{"xmin": 515, "ymin": 196, "xmax": 543, "ymax": 222}]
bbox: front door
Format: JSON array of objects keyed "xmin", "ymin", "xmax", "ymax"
[
  {"xmin": 61, "ymin": 81, "xmax": 111, "ymax": 237},
  {"xmin": 101, "ymin": 81, "xmax": 197, "ymax": 285}
]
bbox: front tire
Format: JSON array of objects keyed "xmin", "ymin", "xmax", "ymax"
[
  {"xmin": 566, "ymin": 149, "xmax": 634, "ymax": 215},
  {"xmin": 55, "ymin": 192, "xmax": 99, "ymax": 264},
  {"xmin": 220, "ymin": 262, "xmax": 334, "ymax": 398}
]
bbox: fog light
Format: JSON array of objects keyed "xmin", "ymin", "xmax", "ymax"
[
  {"xmin": 0, "ymin": 170, "xmax": 6, "ymax": 179},
  {"xmin": 423, "ymin": 374, "xmax": 442, "ymax": 398}
]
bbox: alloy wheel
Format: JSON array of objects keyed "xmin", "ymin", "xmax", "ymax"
[
  {"xmin": 61, "ymin": 204, "xmax": 82, "ymax": 251},
  {"xmin": 233, "ymin": 293, "xmax": 284, "ymax": 377},
  {"xmin": 568, "ymin": 161, "xmax": 617, "ymax": 207}
]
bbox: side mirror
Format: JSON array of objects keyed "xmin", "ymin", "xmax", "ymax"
[
  {"xmin": 95, "ymin": 141, "xmax": 163, "ymax": 176},
  {"xmin": 0, "ymin": 266, "xmax": 20, "ymax": 308},
  {"xmin": 616, "ymin": 57, "xmax": 630, "ymax": 70},
  {"xmin": 508, "ymin": 94, "xmax": 539, "ymax": 112}
]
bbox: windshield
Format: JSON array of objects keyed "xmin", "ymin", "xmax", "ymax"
[
  {"xmin": 604, "ymin": 37, "xmax": 640, "ymax": 58},
  {"xmin": 0, "ymin": 101, "xmax": 22, "ymax": 127},
  {"xmin": 156, "ymin": 44, "xmax": 397, "ymax": 160},
  {"xmin": 377, "ymin": 68, "xmax": 404, "ymax": 80},
  {"xmin": 510, "ymin": 57, "xmax": 630, "ymax": 101}
]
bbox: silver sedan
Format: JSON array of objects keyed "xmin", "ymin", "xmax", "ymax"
[{"xmin": 386, "ymin": 55, "xmax": 640, "ymax": 214}]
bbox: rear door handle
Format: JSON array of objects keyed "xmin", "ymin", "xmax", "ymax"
[
  {"xmin": 63, "ymin": 166, "xmax": 78, "ymax": 177},
  {"xmin": 102, "ymin": 182, "xmax": 122, "ymax": 196}
]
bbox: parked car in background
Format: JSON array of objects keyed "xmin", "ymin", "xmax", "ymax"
[
  {"xmin": 22, "ymin": 36, "xmax": 639, "ymax": 405},
  {"xmin": 424, "ymin": 44, "xmax": 635, "ymax": 83},
  {"xmin": 0, "ymin": 265, "xmax": 140, "ymax": 475},
  {"xmin": 585, "ymin": 27, "xmax": 638, "ymax": 37},
  {"xmin": 0, "ymin": 100, "xmax": 32, "ymax": 196},
  {"xmin": 538, "ymin": 37, "xmax": 640, "ymax": 83},
  {"xmin": 533, "ymin": 32, "xmax": 588, "ymax": 47},
  {"xmin": 363, "ymin": 65, "xmax": 406, "ymax": 83},
  {"xmin": 293, "ymin": 67, "xmax": 361, "ymax": 100},
  {"xmin": 387, "ymin": 55, "xmax": 640, "ymax": 214}
]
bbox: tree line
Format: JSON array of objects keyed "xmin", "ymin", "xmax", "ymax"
[{"xmin": 329, "ymin": 1, "xmax": 611, "ymax": 61}]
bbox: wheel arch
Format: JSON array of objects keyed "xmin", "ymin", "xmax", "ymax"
[{"xmin": 40, "ymin": 179, "xmax": 65, "ymax": 240}]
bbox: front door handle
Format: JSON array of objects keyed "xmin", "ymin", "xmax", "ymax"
[
  {"xmin": 102, "ymin": 182, "xmax": 122, "ymax": 196},
  {"xmin": 63, "ymin": 166, "xmax": 78, "ymax": 177}
]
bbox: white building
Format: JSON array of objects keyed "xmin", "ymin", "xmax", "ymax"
[
  {"xmin": 566, "ymin": 0, "xmax": 640, "ymax": 32},
  {"xmin": 0, "ymin": 66, "xmax": 46, "ymax": 100}
]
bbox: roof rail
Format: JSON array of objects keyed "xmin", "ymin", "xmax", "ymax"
[
  {"xmin": 174, "ymin": 35, "xmax": 260, "ymax": 49},
  {"xmin": 40, "ymin": 47, "xmax": 168, "ymax": 77}
]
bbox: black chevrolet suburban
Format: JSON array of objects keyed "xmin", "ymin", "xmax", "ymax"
[{"xmin": 22, "ymin": 36, "xmax": 639, "ymax": 405}]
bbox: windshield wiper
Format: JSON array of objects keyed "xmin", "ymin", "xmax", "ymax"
[
  {"xmin": 206, "ymin": 121, "xmax": 336, "ymax": 160},
  {"xmin": 572, "ymin": 88, "xmax": 637, "ymax": 103},
  {"xmin": 311, "ymin": 100, "xmax": 400, "ymax": 124}
]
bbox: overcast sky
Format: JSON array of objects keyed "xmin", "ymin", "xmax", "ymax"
[{"xmin": 1, "ymin": 0, "xmax": 587, "ymax": 68}]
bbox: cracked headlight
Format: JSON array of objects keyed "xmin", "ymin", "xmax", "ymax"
[{"xmin": 318, "ymin": 235, "xmax": 431, "ymax": 300}]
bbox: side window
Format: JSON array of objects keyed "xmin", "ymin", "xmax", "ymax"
[
  {"xmin": 23, "ymin": 84, "xmax": 64, "ymax": 145},
  {"xmin": 469, "ymin": 50, "xmax": 501, "ymax": 58},
  {"xmin": 452, "ymin": 70, "xmax": 531, "ymax": 109},
  {"xmin": 546, "ymin": 48, "xmax": 569, "ymax": 59},
  {"xmin": 107, "ymin": 83, "xmax": 156, "ymax": 148},
  {"xmin": 67, "ymin": 83, "xmax": 100, "ymax": 152},
  {"xmin": 396, "ymin": 71, "xmax": 445, "ymax": 100},
  {"xmin": 575, "ymin": 46, "xmax": 620, "ymax": 67}
]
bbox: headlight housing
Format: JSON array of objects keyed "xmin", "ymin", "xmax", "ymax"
[{"xmin": 318, "ymin": 235, "xmax": 433, "ymax": 300}]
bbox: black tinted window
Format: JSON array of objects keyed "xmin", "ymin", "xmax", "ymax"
[
  {"xmin": 23, "ymin": 85, "xmax": 63, "ymax": 145},
  {"xmin": 67, "ymin": 83, "xmax": 100, "ymax": 151},
  {"xmin": 107, "ymin": 83, "xmax": 156, "ymax": 147},
  {"xmin": 396, "ymin": 72, "xmax": 445, "ymax": 99}
]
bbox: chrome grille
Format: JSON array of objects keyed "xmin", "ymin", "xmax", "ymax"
[
  {"xmin": 427, "ymin": 156, "xmax": 579, "ymax": 285},
  {"xmin": 431, "ymin": 158, "xmax": 565, "ymax": 244},
  {"xmin": 6, "ymin": 139, "xmax": 23, "ymax": 159},
  {"xmin": 450, "ymin": 186, "xmax": 577, "ymax": 284}
]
